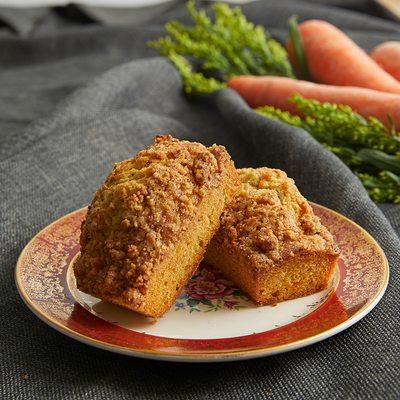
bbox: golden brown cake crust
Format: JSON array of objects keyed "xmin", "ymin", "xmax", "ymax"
[
  {"xmin": 205, "ymin": 167, "xmax": 339, "ymax": 305},
  {"xmin": 74, "ymin": 135, "xmax": 239, "ymax": 315},
  {"xmin": 214, "ymin": 168, "xmax": 339, "ymax": 268}
]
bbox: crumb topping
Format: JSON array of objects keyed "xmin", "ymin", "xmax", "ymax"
[
  {"xmin": 74, "ymin": 135, "xmax": 238, "ymax": 305},
  {"xmin": 215, "ymin": 168, "xmax": 339, "ymax": 267}
]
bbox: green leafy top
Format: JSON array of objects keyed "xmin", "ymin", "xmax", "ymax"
[
  {"xmin": 258, "ymin": 95, "xmax": 400, "ymax": 154},
  {"xmin": 167, "ymin": 52, "xmax": 226, "ymax": 95},
  {"xmin": 148, "ymin": 0, "xmax": 294, "ymax": 94},
  {"xmin": 257, "ymin": 95, "xmax": 400, "ymax": 203}
]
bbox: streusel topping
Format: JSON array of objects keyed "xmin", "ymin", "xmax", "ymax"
[{"xmin": 215, "ymin": 168, "xmax": 338, "ymax": 267}]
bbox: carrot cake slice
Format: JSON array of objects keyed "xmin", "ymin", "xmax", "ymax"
[
  {"xmin": 74, "ymin": 135, "xmax": 240, "ymax": 317},
  {"xmin": 205, "ymin": 167, "xmax": 339, "ymax": 305}
]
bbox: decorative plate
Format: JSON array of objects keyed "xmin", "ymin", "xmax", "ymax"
[{"xmin": 15, "ymin": 203, "xmax": 388, "ymax": 362}]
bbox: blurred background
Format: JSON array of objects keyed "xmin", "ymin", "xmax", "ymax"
[{"xmin": 0, "ymin": 1, "xmax": 398, "ymax": 37}]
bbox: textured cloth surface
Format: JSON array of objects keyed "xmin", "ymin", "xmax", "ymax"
[{"xmin": 1, "ymin": 1, "xmax": 399, "ymax": 399}]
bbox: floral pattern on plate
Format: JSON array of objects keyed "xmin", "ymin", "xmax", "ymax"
[{"xmin": 175, "ymin": 265, "xmax": 249, "ymax": 313}]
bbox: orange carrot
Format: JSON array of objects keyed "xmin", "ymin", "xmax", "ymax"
[
  {"xmin": 286, "ymin": 20, "xmax": 400, "ymax": 94},
  {"xmin": 370, "ymin": 42, "xmax": 400, "ymax": 81},
  {"xmin": 227, "ymin": 75, "xmax": 400, "ymax": 129}
]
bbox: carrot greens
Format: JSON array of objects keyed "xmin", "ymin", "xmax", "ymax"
[
  {"xmin": 257, "ymin": 95, "xmax": 400, "ymax": 203},
  {"xmin": 148, "ymin": 0, "xmax": 294, "ymax": 94}
]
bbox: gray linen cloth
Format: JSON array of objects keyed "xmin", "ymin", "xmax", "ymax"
[{"xmin": 0, "ymin": 1, "xmax": 399, "ymax": 399}]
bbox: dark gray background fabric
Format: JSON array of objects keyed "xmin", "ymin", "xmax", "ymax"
[{"xmin": 1, "ymin": 1, "xmax": 399, "ymax": 399}]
